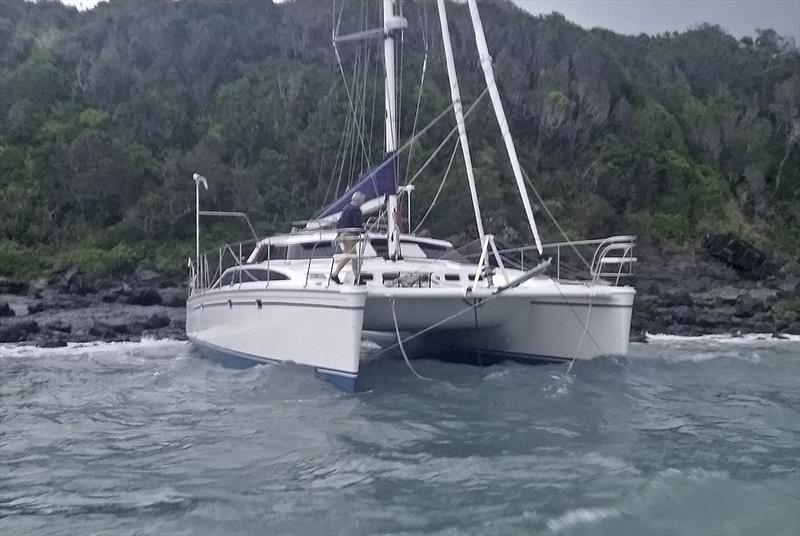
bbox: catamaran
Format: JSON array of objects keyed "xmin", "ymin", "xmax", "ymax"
[{"xmin": 185, "ymin": 0, "xmax": 636, "ymax": 391}]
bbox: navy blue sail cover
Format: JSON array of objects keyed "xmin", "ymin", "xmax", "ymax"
[{"xmin": 315, "ymin": 153, "xmax": 397, "ymax": 219}]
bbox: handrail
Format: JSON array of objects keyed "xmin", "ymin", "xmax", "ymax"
[{"xmin": 465, "ymin": 235, "xmax": 636, "ymax": 286}]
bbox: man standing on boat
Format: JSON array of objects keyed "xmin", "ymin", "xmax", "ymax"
[{"xmin": 330, "ymin": 191, "xmax": 365, "ymax": 284}]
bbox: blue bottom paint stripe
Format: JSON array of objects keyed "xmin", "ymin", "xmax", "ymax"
[{"xmin": 190, "ymin": 338, "xmax": 359, "ymax": 392}]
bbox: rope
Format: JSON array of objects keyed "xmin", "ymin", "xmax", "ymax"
[
  {"xmin": 565, "ymin": 289, "xmax": 594, "ymax": 374},
  {"xmin": 413, "ymin": 137, "xmax": 459, "ymax": 233},
  {"xmin": 390, "ymin": 297, "xmax": 434, "ymax": 381}
]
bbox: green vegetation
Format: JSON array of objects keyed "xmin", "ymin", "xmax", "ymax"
[{"xmin": 0, "ymin": 0, "xmax": 798, "ymax": 279}]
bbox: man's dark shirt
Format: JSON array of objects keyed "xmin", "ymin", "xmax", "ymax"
[{"xmin": 337, "ymin": 204, "xmax": 363, "ymax": 230}]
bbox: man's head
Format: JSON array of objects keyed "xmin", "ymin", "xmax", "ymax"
[{"xmin": 351, "ymin": 191, "xmax": 366, "ymax": 207}]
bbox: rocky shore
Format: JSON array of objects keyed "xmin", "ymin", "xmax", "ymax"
[
  {"xmin": 0, "ymin": 264, "xmax": 187, "ymax": 347},
  {"xmin": 1, "ymin": 234, "xmax": 798, "ymax": 348},
  {"xmin": 630, "ymin": 234, "xmax": 799, "ymax": 340}
]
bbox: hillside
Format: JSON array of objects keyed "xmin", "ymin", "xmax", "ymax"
[{"xmin": 0, "ymin": 0, "xmax": 798, "ymax": 279}]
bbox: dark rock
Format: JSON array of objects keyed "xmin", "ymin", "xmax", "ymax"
[
  {"xmin": 672, "ymin": 324, "xmax": 705, "ymax": 336},
  {"xmin": 49, "ymin": 267, "xmax": 97, "ymax": 296},
  {"xmin": 740, "ymin": 312, "xmax": 774, "ymax": 332},
  {"xmin": 672, "ymin": 305, "xmax": 697, "ymax": 325},
  {"xmin": 67, "ymin": 331, "xmax": 95, "ymax": 343},
  {"xmin": 771, "ymin": 331, "xmax": 790, "ymax": 340},
  {"xmin": 657, "ymin": 290, "xmax": 693, "ymax": 308},
  {"xmin": 0, "ymin": 324, "xmax": 26, "ymax": 343},
  {"xmin": 100, "ymin": 292, "xmax": 119, "ymax": 303},
  {"xmin": 45, "ymin": 320, "xmax": 72, "ymax": 334},
  {"xmin": 127, "ymin": 288, "xmax": 162, "ymax": 306},
  {"xmin": 27, "ymin": 301, "xmax": 46, "ymax": 314},
  {"xmin": 89, "ymin": 320, "xmax": 129, "ymax": 338},
  {"xmin": 629, "ymin": 330, "xmax": 648, "ymax": 343},
  {"xmin": 0, "ymin": 300, "xmax": 15, "ymax": 317},
  {"xmin": 0, "ymin": 320, "xmax": 39, "ymax": 342},
  {"xmin": 702, "ymin": 233, "xmax": 775, "ymax": 279},
  {"xmin": 143, "ymin": 313, "xmax": 170, "ymax": 330},
  {"xmin": 134, "ymin": 264, "xmax": 167, "ymax": 287},
  {"xmin": 734, "ymin": 298, "xmax": 755, "ymax": 318},
  {"xmin": 0, "ymin": 277, "xmax": 28, "ymax": 295},
  {"xmin": 39, "ymin": 335, "xmax": 68, "ymax": 348},
  {"xmin": 159, "ymin": 287, "xmax": 188, "ymax": 307}
]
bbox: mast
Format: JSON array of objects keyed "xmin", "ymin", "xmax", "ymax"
[
  {"xmin": 383, "ymin": 0, "xmax": 398, "ymax": 154},
  {"xmin": 467, "ymin": 0, "xmax": 543, "ymax": 254},
  {"xmin": 436, "ymin": 0, "xmax": 485, "ymax": 242}
]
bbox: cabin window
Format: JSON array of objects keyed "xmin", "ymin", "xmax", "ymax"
[
  {"xmin": 253, "ymin": 245, "xmax": 288, "ymax": 262},
  {"xmin": 287, "ymin": 242, "xmax": 335, "ymax": 260},
  {"xmin": 444, "ymin": 274, "xmax": 460, "ymax": 281},
  {"xmin": 220, "ymin": 269, "xmax": 290, "ymax": 286}
]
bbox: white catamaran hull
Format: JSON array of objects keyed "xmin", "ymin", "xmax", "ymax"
[
  {"xmin": 420, "ymin": 286, "xmax": 635, "ymax": 362},
  {"xmin": 186, "ymin": 287, "xmax": 367, "ymax": 390}
]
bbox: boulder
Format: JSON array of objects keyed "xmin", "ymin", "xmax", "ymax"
[
  {"xmin": 143, "ymin": 313, "xmax": 171, "ymax": 330},
  {"xmin": 0, "ymin": 324, "xmax": 26, "ymax": 343},
  {"xmin": 134, "ymin": 264, "xmax": 167, "ymax": 287},
  {"xmin": 39, "ymin": 334, "xmax": 68, "ymax": 348},
  {"xmin": 629, "ymin": 330, "xmax": 648, "ymax": 343},
  {"xmin": 89, "ymin": 319, "xmax": 129, "ymax": 338},
  {"xmin": 702, "ymin": 233, "xmax": 775, "ymax": 279},
  {"xmin": 0, "ymin": 300, "xmax": 15, "ymax": 317},
  {"xmin": 159, "ymin": 287, "xmax": 188, "ymax": 307},
  {"xmin": 27, "ymin": 301, "xmax": 46, "ymax": 314},
  {"xmin": 0, "ymin": 320, "xmax": 39, "ymax": 343},
  {"xmin": 0, "ymin": 277, "xmax": 28, "ymax": 295},
  {"xmin": 127, "ymin": 288, "xmax": 162, "ymax": 306},
  {"xmin": 671, "ymin": 305, "xmax": 697, "ymax": 325},
  {"xmin": 45, "ymin": 320, "xmax": 72, "ymax": 334}
]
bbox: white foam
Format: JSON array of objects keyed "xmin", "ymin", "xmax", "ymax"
[
  {"xmin": 546, "ymin": 507, "xmax": 621, "ymax": 533},
  {"xmin": 0, "ymin": 337, "xmax": 188, "ymax": 358},
  {"xmin": 646, "ymin": 332, "xmax": 800, "ymax": 343}
]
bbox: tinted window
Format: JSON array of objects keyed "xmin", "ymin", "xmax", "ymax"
[
  {"xmin": 287, "ymin": 242, "xmax": 335, "ymax": 260},
  {"xmin": 252, "ymin": 245, "xmax": 288, "ymax": 262},
  {"xmin": 220, "ymin": 269, "xmax": 289, "ymax": 285}
]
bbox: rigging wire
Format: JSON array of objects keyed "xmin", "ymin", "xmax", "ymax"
[
  {"xmin": 312, "ymin": 80, "xmax": 338, "ymax": 208},
  {"xmin": 403, "ymin": 0, "xmax": 429, "ymax": 185},
  {"xmin": 404, "ymin": 87, "xmax": 488, "ymax": 189},
  {"xmin": 413, "ymin": 137, "xmax": 459, "ymax": 233},
  {"xmin": 522, "ymin": 168, "xmax": 591, "ymax": 271},
  {"xmin": 333, "ymin": 42, "xmax": 373, "ymax": 175}
]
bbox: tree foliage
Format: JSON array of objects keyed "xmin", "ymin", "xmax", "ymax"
[{"xmin": 0, "ymin": 0, "xmax": 798, "ymax": 277}]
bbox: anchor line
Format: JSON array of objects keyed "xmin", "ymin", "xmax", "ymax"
[{"xmin": 389, "ymin": 296, "xmax": 435, "ymax": 381}]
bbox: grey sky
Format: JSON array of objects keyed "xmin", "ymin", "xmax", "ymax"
[
  {"xmin": 512, "ymin": 0, "xmax": 799, "ymax": 41},
  {"xmin": 60, "ymin": 0, "xmax": 800, "ymax": 42}
]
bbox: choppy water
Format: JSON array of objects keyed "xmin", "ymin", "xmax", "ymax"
[{"xmin": 1, "ymin": 335, "xmax": 799, "ymax": 535}]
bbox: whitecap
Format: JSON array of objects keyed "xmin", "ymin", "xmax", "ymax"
[
  {"xmin": 0, "ymin": 338, "xmax": 188, "ymax": 358},
  {"xmin": 546, "ymin": 506, "xmax": 621, "ymax": 533},
  {"xmin": 646, "ymin": 332, "xmax": 800, "ymax": 343}
]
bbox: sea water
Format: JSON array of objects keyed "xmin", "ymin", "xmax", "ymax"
[{"xmin": 1, "ymin": 335, "xmax": 798, "ymax": 535}]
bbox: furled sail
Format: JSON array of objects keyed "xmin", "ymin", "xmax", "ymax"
[{"xmin": 314, "ymin": 153, "xmax": 397, "ymax": 220}]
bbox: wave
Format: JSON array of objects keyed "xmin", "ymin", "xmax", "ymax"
[
  {"xmin": 0, "ymin": 337, "xmax": 188, "ymax": 358},
  {"xmin": 546, "ymin": 507, "xmax": 622, "ymax": 533},
  {"xmin": 645, "ymin": 332, "xmax": 800, "ymax": 343}
]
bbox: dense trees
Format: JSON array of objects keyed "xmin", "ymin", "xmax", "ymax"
[{"xmin": 0, "ymin": 0, "xmax": 798, "ymax": 277}]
